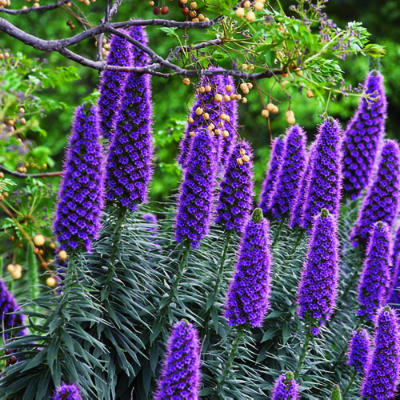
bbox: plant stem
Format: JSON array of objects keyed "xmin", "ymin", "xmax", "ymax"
[
  {"xmin": 272, "ymin": 220, "xmax": 284, "ymax": 247},
  {"xmin": 201, "ymin": 232, "xmax": 231, "ymax": 337},
  {"xmin": 289, "ymin": 229, "xmax": 305, "ymax": 255},
  {"xmin": 342, "ymin": 369, "xmax": 357, "ymax": 398},
  {"xmin": 27, "ymin": 245, "xmax": 39, "ymax": 302},
  {"xmin": 216, "ymin": 326, "xmax": 244, "ymax": 396},
  {"xmin": 295, "ymin": 325, "xmax": 312, "ymax": 378}
]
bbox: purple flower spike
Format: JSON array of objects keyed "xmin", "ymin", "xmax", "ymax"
[
  {"xmin": 357, "ymin": 222, "xmax": 391, "ymax": 321},
  {"xmin": 0, "ymin": 280, "xmax": 26, "ymax": 338},
  {"xmin": 342, "ymin": 71, "xmax": 387, "ymax": 199},
  {"xmin": 178, "ymin": 69, "xmax": 226, "ymax": 168},
  {"xmin": 105, "ymin": 28, "xmax": 153, "ymax": 211},
  {"xmin": 98, "ymin": 30, "xmax": 132, "ymax": 140},
  {"xmin": 175, "ymin": 129, "xmax": 216, "ymax": 248},
  {"xmin": 271, "ymin": 372, "xmax": 299, "ymax": 400},
  {"xmin": 347, "ymin": 329, "xmax": 370, "ymax": 376},
  {"xmin": 302, "ymin": 118, "xmax": 342, "ymax": 231},
  {"xmin": 155, "ymin": 320, "xmax": 201, "ymax": 400},
  {"xmin": 225, "ymin": 208, "xmax": 273, "ymax": 328},
  {"xmin": 215, "ymin": 140, "xmax": 254, "ymax": 234},
  {"xmin": 54, "ymin": 105, "xmax": 105, "ymax": 253},
  {"xmin": 259, "ymin": 137, "xmax": 285, "ymax": 217},
  {"xmin": 53, "ymin": 383, "xmax": 82, "ymax": 400},
  {"xmin": 362, "ymin": 306, "xmax": 400, "ymax": 400},
  {"xmin": 297, "ymin": 209, "xmax": 339, "ymax": 334},
  {"xmin": 351, "ymin": 140, "xmax": 400, "ymax": 248},
  {"xmin": 389, "ymin": 226, "xmax": 400, "ymax": 305},
  {"xmin": 270, "ymin": 125, "xmax": 307, "ymax": 220}
]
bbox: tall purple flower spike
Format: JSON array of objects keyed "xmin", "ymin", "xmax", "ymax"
[
  {"xmin": 271, "ymin": 372, "xmax": 299, "ymax": 400},
  {"xmin": 155, "ymin": 320, "xmax": 201, "ymax": 400},
  {"xmin": 351, "ymin": 140, "xmax": 400, "ymax": 248},
  {"xmin": 98, "ymin": 29, "xmax": 133, "ymax": 140},
  {"xmin": 290, "ymin": 142, "xmax": 316, "ymax": 229},
  {"xmin": 0, "ymin": 280, "xmax": 26, "ymax": 338},
  {"xmin": 342, "ymin": 71, "xmax": 387, "ymax": 199},
  {"xmin": 302, "ymin": 118, "xmax": 342, "ymax": 231},
  {"xmin": 362, "ymin": 306, "xmax": 400, "ymax": 400},
  {"xmin": 225, "ymin": 208, "xmax": 273, "ymax": 328},
  {"xmin": 259, "ymin": 137, "xmax": 285, "ymax": 217},
  {"xmin": 215, "ymin": 140, "xmax": 254, "ymax": 234},
  {"xmin": 105, "ymin": 27, "xmax": 153, "ymax": 211},
  {"xmin": 270, "ymin": 125, "xmax": 307, "ymax": 221},
  {"xmin": 178, "ymin": 69, "xmax": 226, "ymax": 168},
  {"xmin": 357, "ymin": 222, "xmax": 391, "ymax": 321},
  {"xmin": 54, "ymin": 105, "xmax": 105, "ymax": 253},
  {"xmin": 297, "ymin": 209, "xmax": 339, "ymax": 335},
  {"xmin": 175, "ymin": 129, "xmax": 216, "ymax": 248},
  {"xmin": 389, "ymin": 226, "xmax": 400, "ymax": 305},
  {"xmin": 347, "ymin": 329, "xmax": 370, "ymax": 376},
  {"xmin": 52, "ymin": 383, "xmax": 82, "ymax": 400}
]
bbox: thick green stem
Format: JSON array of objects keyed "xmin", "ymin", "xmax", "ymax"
[
  {"xmin": 201, "ymin": 232, "xmax": 231, "ymax": 337},
  {"xmin": 342, "ymin": 369, "xmax": 357, "ymax": 398},
  {"xmin": 289, "ymin": 229, "xmax": 305, "ymax": 255},
  {"xmin": 27, "ymin": 246, "xmax": 39, "ymax": 302},
  {"xmin": 169, "ymin": 243, "xmax": 190, "ymax": 304},
  {"xmin": 272, "ymin": 220, "xmax": 284, "ymax": 247},
  {"xmin": 295, "ymin": 325, "xmax": 312, "ymax": 378}
]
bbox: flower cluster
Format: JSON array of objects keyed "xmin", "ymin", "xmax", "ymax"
[
  {"xmin": 357, "ymin": 222, "xmax": 391, "ymax": 321},
  {"xmin": 362, "ymin": 306, "xmax": 400, "ymax": 399},
  {"xmin": 347, "ymin": 329, "xmax": 370, "ymax": 376},
  {"xmin": 351, "ymin": 140, "xmax": 400, "ymax": 248},
  {"xmin": 98, "ymin": 29, "xmax": 132, "ymax": 140},
  {"xmin": 0, "ymin": 280, "xmax": 26, "ymax": 338},
  {"xmin": 389, "ymin": 226, "xmax": 400, "ymax": 305},
  {"xmin": 52, "ymin": 383, "xmax": 82, "ymax": 400},
  {"xmin": 302, "ymin": 118, "xmax": 342, "ymax": 231},
  {"xmin": 215, "ymin": 141, "xmax": 254, "ymax": 234},
  {"xmin": 175, "ymin": 129, "xmax": 216, "ymax": 248},
  {"xmin": 342, "ymin": 71, "xmax": 387, "ymax": 199},
  {"xmin": 105, "ymin": 26, "xmax": 153, "ymax": 211},
  {"xmin": 225, "ymin": 208, "xmax": 272, "ymax": 328},
  {"xmin": 271, "ymin": 372, "xmax": 299, "ymax": 400},
  {"xmin": 297, "ymin": 209, "xmax": 339, "ymax": 334},
  {"xmin": 54, "ymin": 105, "xmax": 105, "ymax": 253},
  {"xmin": 259, "ymin": 137, "xmax": 285, "ymax": 217},
  {"xmin": 155, "ymin": 320, "xmax": 201, "ymax": 400},
  {"xmin": 270, "ymin": 126, "xmax": 307, "ymax": 220}
]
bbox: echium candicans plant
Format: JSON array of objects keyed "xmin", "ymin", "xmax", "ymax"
[
  {"xmin": 357, "ymin": 221, "xmax": 391, "ymax": 321},
  {"xmin": 351, "ymin": 139, "xmax": 400, "ymax": 248},
  {"xmin": 271, "ymin": 372, "xmax": 299, "ymax": 400},
  {"xmin": 362, "ymin": 306, "xmax": 400, "ymax": 399},
  {"xmin": 270, "ymin": 125, "xmax": 307, "ymax": 220},
  {"xmin": 175, "ymin": 129, "xmax": 216, "ymax": 248},
  {"xmin": 342, "ymin": 71, "xmax": 387, "ymax": 199},
  {"xmin": 347, "ymin": 329, "xmax": 370, "ymax": 376},
  {"xmin": 225, "ymin": 208, "xmax": 272, "ymax": 328},
  {"xmin": 53, "ymin": 104, "xmax": 105, "ymax": 253},
  {"xmin": 389, "ymin": 226, "xmax": 400, "ymax": 304},
  {"xmin": 105, "ymin": 26, "xmax": 153, "ymax": 212},
  {"xmin": 98, "ymin": 29, "xmax": 133, "ymax": 140},
  {"xmin": 259, "ymin": 137, "xmax": 285, "ymax": 217},
  {"xmin": 155, "ymin": 320, "xmax": 201, "ymax": 400},
  {"xmin": 52, "ymin": 383, "xmax": 82, "ymax": 400},
  {"xmin": 297, "ymin": 209, "xmax": 339, "ymax": 335},
  {"xmin": 215, "ymin": 140, "xmax": 254, "ymax": 234},
  {"xmin": 302, "ymin": 118, "xmax": 342, "ymax": 231}
]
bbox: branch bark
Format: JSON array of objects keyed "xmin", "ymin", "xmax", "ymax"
[{"xmin": 0, "ymin": 165, "xmax": 63, "ymax": 179}]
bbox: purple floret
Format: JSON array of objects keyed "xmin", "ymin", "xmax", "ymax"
[
  {"xmin": 347, "ymin": 329, "xmax": 370, "ymax": 376},
  {"xmin": 271, "ymin": 372, "xmax": 299, "ymax": 400},
  {"xmin": 52, "ymin": 383, "xmax": 82, "ymax": 400}
]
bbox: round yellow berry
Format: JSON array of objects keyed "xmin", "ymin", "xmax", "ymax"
[
  {"xmin": 33, "ymin": 234, "xmax": 45, "ymax": 247},
  {"xmin": 182, "ymin": 77, "xmax": 191, "ymax": 86},
  {"xmin": 235, "ymin": 7, "xmax": 245, "ymax": 18},
  {"xmin": 58, "ymin": 250, "xmax": 68, "ymax": 261},
  {"xmin": 286, "ymin": 110, "xmax": 296, "ymax": 125},
  {"xmin": 195, "ymin": 107, "xmax": 204, "ymax": 116},
  {"xmin": 261, "ymin": 109, "xmax": 270, "ymax": 118},
  {"xmin": 46, "ymin": 276, "xmax": 57, "ymax": 288}
]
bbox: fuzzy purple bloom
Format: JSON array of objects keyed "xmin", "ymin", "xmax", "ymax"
[
  {"xmin": 302, "ymin": 118, "xmax": 342, "ymax": 231},
  {"xmin": 52, "ymin": 383, "xmax": 82, "ymax": 400},
  {"xmin": 259, "ymin": 137, "xmax": 285, "ymax": 217},
  {"xmin": 98, "ymin": 30, "xmax": 132, "ymax": 140},
  {"xmin": 0, "ymin": 280, "xmax": 26, "ymax": 338},
  {"xmin": 342, "ymin": 71, "xmax": 387, "ymax": 199},
  {"xmin": 357, "ymin": 222, "xmax": 391, "ymax": 321},
  {"xmin": 361, "ymin": 306, "xmax": 400, "ymax": 400},
  {"xmin": 105, "ymin": 27, "xmax": 153, "ymax": 211},
  {"xmin": 155, "ymin": 320, "xmax": 201, "ymax": 400},
  {"xmin": 347, "ymin": 329, "xmax": 370, "ymax": 376},
  {"xmin": 389, "ymin": 226, "xmax": 400, "ymax": 305},
  {"xmin": 270, "ymin": 126, "xmax": 307, "ymax": 220},
  {"xmin": 351, "ymin": 140, "xmax": 400, "ymax": 248},
  {"xmin": 271, "ymin": 372, "xmax": 299, "ymax": 400},
  {"xmin": 54, "ymin": 105, "xmax": 105, "ymax": 253},
  {"xmin": 225, "ymin": 209, "xmax": 272, "ymax": 328},
  {"xmin": 297, "ymin": 209, "xmax": 339, "ymax": 334},
  {"xmin": 175, "ymin": 129, "xmax": 216, "ymax": 248},
  {"xmin": 215, "ymin": 140, "xmax": 254, "ymax": 234}
]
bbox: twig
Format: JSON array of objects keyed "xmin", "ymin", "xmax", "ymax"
[
  {"xmin": 0, "ymin": 0, "xmax": 68, "ymax": 15},
  {"xmin": 0, "ymin": 165, "xmax": 63, "ymax": 178}
]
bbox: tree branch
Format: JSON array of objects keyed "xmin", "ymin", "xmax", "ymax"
[
  {"xmin": 0, "ymin": 165, "xmax": 63, "ymax": 179},
  {"xmin": 0, "ymin": 0, "xmax": 68, "ymax": 15}
]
